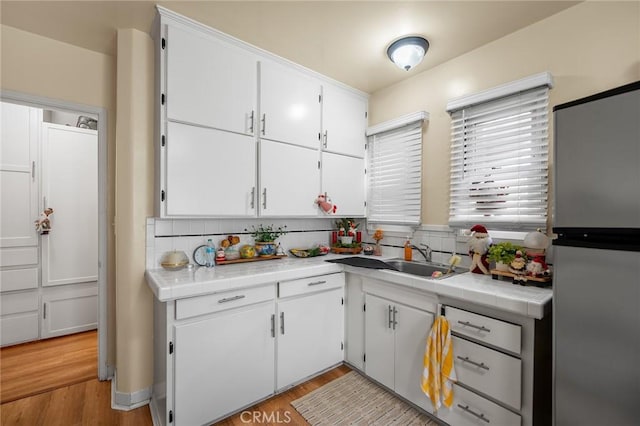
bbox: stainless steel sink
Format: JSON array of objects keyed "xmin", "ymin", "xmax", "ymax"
[{"xmin": 384, "ymin": 259, "xmax": 467, "ymax": 279}]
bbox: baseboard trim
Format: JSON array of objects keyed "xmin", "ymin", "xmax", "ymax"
[{"xmin": 110, "ymin": 371, "xmax": 151, "ymax": 411}]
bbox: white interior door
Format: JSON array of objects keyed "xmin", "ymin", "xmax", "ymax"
[{"xmin": 41, "ymin": 123, "xmax": 98, "ymax": 287}]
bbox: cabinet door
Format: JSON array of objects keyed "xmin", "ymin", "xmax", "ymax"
[
  {"xmin": 394, "ymin": 303, "xmax": 434, "ymax": 413},
  {"xmin": 260, "ymin": 140, "xmax": 319, "ymax": 216},
  {"xmin": 165, "ymin": 122, "xmax": 256, "ymax": 217},
  {"xmin": 41, "ymin": 283, "xmax": 97, "ymax": 339},
  {"xmin": 174, "ymin": 302, "xmax": 275, "ymax": 426},
  {"xmin": 0, "ymin": 102, "xmax": 40, "ymax": 249},
  {"xmin": 277, "ymin": 288, "xmax": 344, "ymax": 390},
  {"xmin": 41, "ymin": 124, "xmax": 98, "ymax": 287},
  {"xmin": 166, "ymin": 25, "xmax": 257, "ymax": 135},
  {"xmin": 345, "ymin": 274, "xmax": 365, "ymax": 370},
  {"xmin": 321, "ymin": 152, "xmax": 365, "ymax": 217},
  {"xmin": 364, "ymin": 294, "xmax": 395, "ymax": 390},
  {"xmin": 0, "ymin": 290, "xmax": 39, "ymax": 347},
  {"xmin": 322, "ymin": 84, "xmax": 367, "ymax": 158},
  {"xmin": 260, "ymin": 60, "xmax": 321, "ymax": 149}
]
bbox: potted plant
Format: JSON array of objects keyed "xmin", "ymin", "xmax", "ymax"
[
  {"xmin": 487, "ymin": 241, "xmax": 526, "ymax": 271},
  {"xmin": 335, "ymin": 218, "xmax": 359, "ymax": 245},
  {"xmin": 245, "ymin": 224, "xmax": 288, "ymax": 257}
]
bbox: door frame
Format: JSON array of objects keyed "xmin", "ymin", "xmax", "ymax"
[{"xmin": 1, "ymin": 90, "xmax": 109, "ymax": 380}]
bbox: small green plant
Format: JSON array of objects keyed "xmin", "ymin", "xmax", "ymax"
[
  {"xmin": 487, "ymin": 241, "xmax": 526, "ymax": 264},
  {"xmin": 245, "ymin": 224, "xmax": 288, "ymax": 242}
]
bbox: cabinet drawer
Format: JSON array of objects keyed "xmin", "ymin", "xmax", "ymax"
[
  {"xmin": 176, "ymin": 285, "xmax": 274, "ymax": 320},
  {"xmin": 438, "ymin": 384, "xmax": 521, "ymax": 426},
  {"xmin": 279, "ymin": 273, "xmax": 344, "ymax": 299},
  {"xmin": 453, "ymin": 336, "xmax": 521, "ymax": 410},
  {"xmin": 1, "ymin": 312, "xmax": 39, "ymax": 347},
  {"xmin": 446, "ymin": 306, "xmax": 521, "ymax": 354},
  {"xmin": 0, "ymin": 290, "xmax": 39, "ymax": 315},
  {"xmin": 0, "ymin": 268, "xmax": 38, "ymax": 292}
]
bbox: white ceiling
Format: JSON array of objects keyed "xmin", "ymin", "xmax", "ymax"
[{"xmin": 0, "ymin": 1, "xmax": 579, "ymax": 93}]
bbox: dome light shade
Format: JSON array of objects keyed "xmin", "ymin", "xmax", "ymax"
[{"xmin": 387, "ymin": 36, "xmax": 429, "ymax": 71}]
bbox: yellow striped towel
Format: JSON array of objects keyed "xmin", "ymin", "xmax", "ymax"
[{"xmin": 421, "ymin": 316, "xmax": 457, "ymax": 411}]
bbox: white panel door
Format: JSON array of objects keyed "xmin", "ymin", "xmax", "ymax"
[
  {"xmin": 166, "ymin": 24, "xmax": 257, "ymax": 135},
  {"xmin": 260, "ymin": 140, "xmax": 319, "ymax": 216},
  {"xmin": 41, "ymin": 282, "xmax": 98, "ymax": 339},
  {"xmin": 322, "ymin": 84, "xmax": 367, "ymax": 158},
  {"xmin": 364, "ymin": 294, "xmax": 395, "ymax": 390},
  {"xmin": 394, "ymin": 303, "xmax": 434, "ymax": 413},
  {"xmin": 174, "ymin": 302, "xmax": 275, "ymax": 426},
  {"xmin": 260, "ymin": 59, "xmax": 321, "ymax": 149},
  {"xmin": 41, "ymin": 124, "xmax": 98, "ymax": 287},
  {"xmin": 165, "ymin": 122, "xmax": 256, "ymax": 217},
  {"xmin": 0, "ymin": 102, "xmax": 40, "ymax": 248},
  {"xmin": 321, "ymin": 152, "xmax": 365, "ymax": 217},
  {"xmin": 277, "ymin": 288, "xmax": 344, "ymax": 390}
]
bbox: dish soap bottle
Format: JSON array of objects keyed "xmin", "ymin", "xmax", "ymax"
[{"xmin": 404, "ymin": 237, "xmax": 413, "ymax": 261}]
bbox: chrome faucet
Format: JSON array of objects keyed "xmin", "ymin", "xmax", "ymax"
[{"xmin": 410, "ymin": 244, "xmax": 432, "ymax": 262}]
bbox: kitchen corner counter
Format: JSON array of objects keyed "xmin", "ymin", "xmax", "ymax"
[
  {"xmin": 146, "ymin": 255, "xmax": 552, "ymax": 319},
  {"xmin": 344, "ymin": 265, "xmax": 552, "ymax": 319}
]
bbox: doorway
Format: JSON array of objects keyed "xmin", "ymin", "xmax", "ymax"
[{"xmin": 0, "ymin": 90, "xmax": 108, "ymax": 381}]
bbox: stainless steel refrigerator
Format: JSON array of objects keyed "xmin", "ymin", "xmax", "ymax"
[{"xmin": 552, "ymin": 81, "xmax": 640, "ymax": 425}]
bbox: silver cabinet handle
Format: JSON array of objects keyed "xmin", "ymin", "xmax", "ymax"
[
  {"xmin": 458, "ymin": 320, "xmax": 491, "ymax": 333},
  {"xmin": 457, "ymin": 404, "xmax": 490, "ymax": 423},
  {"xmin": 32, "ymin": 161, "xmax": 36, "ymax": 180},
  {"xmin": 250, "ymin": 187, "xmax": 255, "ymax": 209},
  {"xmin": 218, "ymin": 295, "xmax": 246, "ymax": 304},
  {"xmin": 323, "ymin": 130, "xmax": 328, "ymax": 148},
  {"xmin": 249, "ymin": 110, "xmax": 255, "ymax": 134},
  {"xmin": 457, "ymin": 356, "xmax": 490, "ymax": 371},
  {"xmin": 280, "ymin": 312, "xmax": 285, "ymax": 335},
  {"xmin": 262, "ymin": 188, "xmax": 267, "ymax": 209},
  {"xmin": 261, "ymin": 113, "xmax": 266, "ymax": 135},
  {"xmin": 388, "ymin": 305, "xmax": 393, "ymax": 329},
  {"xmin": 392, "ymin": 306, "xmax": 398, "ymax": 330},
  {"xmin": 270, "ymin": 314, "xmax": 275, "ymax": 338},
  {"xmin": 307, "ymin": 280, "xmax": 327, "ymax": 286}
]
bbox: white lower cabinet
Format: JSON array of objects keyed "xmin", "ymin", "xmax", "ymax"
[
  {"xmin": 364, "ymin": 279, "xmax": 437, "ymax": 414},
  {"xmin": 174, "ymin": 301, "xmax": 275, "ymax": 425},
  {"xmin": 0, "ymin": 290, "xmax": 39, "ymax": 346},
  {"xmin": 344, "ymin": 273, "xmax": 365, "ymax": 370},
  {"xmin": 41, "ymin": 282, "xmax": 98, "ymax": 339},
  {"xmin": 277, "ymin": 273, "xmax": 344, "ymax": 389}
]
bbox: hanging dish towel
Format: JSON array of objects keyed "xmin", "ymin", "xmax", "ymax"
[{"xmin": 421, "ymin": 316, "xmax": 457, "ymax": 411}]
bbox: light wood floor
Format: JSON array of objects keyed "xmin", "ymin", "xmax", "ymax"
[
  {"xmin": 1, "ymin": 330, "xmax": 98, "ymax": 403},
  {"xmin": 1, "ymin": 330, "xmax": 351, "ymax": 425}
]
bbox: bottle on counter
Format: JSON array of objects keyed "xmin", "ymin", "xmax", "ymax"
[
  {"xmin": 404, "ymin": 237, "xmax": 413, "ymax": 261},
  {"xmin": 205, "ymin": 239, "xmax": 215, "ymax": 268}
]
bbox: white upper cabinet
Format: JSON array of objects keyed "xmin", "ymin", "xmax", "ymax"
[
  {"xmin": 164, "ymin": 122, "xmax": 256, "ymax": 217},
  {"xmin": 322, "ymin": 84, "xmax": 367, "ymax": 158},
  {"xmin": 321, "ymin": 152, "xmax": 365, "ymax": 217},
  {"xmin": 259, "ymin": 59, "xmax": 321, "ymax": 149},
  {"xmin": 260, "ymin": 140, "xmax": 319, "ymax": 217},
  {"xmin": 166, "ymin": 25, "xmax": 257, "ymax": 135},
  {"xmin": 0, "ymin": 102, "xmax": 40, "ymax": 249}
]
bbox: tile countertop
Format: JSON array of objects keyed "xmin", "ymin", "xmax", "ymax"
[{"xmin": 146, "ymin": 255, "xmax": 552, "ymax": 319}]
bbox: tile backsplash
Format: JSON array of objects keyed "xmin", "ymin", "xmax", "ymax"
[{"xmin": 146, "ymin": 217, "xmax": 533, "ymax": 270}]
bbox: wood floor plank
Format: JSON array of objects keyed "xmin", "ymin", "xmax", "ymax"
[{"xmin": 0, "ymin": 330, "xmax": 98, "ymax": 403}]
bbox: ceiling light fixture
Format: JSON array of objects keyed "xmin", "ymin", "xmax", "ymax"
[{"xmin": 386, "ymin": 36, "xmax": 430, "ymax": 71}]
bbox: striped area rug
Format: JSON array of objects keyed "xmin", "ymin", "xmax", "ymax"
[{"xmin": 291, "ymin": 371, "xmax": 438, "ymax": 425}]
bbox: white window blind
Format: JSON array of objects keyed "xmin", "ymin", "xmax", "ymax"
[
  {"xmin": 367, "ymin": 121, "xmax": 422, "ymax": 225},
  {"xmin": 448, "ymin": 85, "xmax": 550, "ymax": 230}
]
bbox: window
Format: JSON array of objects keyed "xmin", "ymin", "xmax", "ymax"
[
  {"xmin": 366, "ymin": 112, "xmax": 427, "ymax": 226},
  {"xmin": 447, "ymin": 73, "xmax": 552, "ymax": 230}
]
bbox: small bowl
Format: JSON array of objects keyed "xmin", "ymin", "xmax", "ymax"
[{"xmin": 160, "ymin": 250, "xmax": 189, "ymax": 270}]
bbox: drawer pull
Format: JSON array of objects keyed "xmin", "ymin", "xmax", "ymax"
[
  {"xmin": 280, "ymin": 312, "xmax": 285, "ymax": 335},
  {"xmin": 217, "ymin": 295, "xmax": 246, "ymax": 304},
  {"xmin": 457, "ymin": 355, "xmax": 490, "ymax": 371},
  {"xmin": 388, "ymin": 305, "xmax": 393, "ymax": 329},
  {"xmin": 307, "ymin": 280, "xmax": 327, "ymax": 286},
  {"xmin": 458, "ymin": 320, "xmax": 491, "ymax": 333},
  {"xmin": 457, "ymin": 404, "xmax": 490, "ymax": 423}
]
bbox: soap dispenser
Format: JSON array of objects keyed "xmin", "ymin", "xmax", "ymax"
[{"xmin": 404, "ymin": 237, "xmax": 413, "ymax": 261}]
